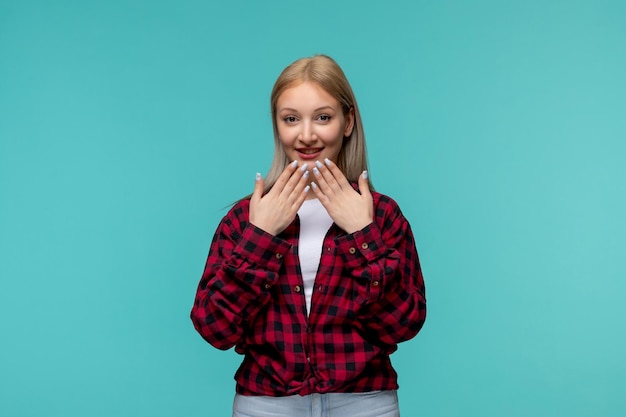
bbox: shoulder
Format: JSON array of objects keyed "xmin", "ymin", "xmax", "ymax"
[
  {"xmin": 228, "ymin": 198, "xmax": 251, "ymax": 217},
  {"xmin": 371, "ymin": 190, "xmax": 402, "ymax": 214},
  {"xmin": 219, "ymin": 198, "xmax": 251, "ymax": 231},
  {"xmin": 370, "ymin": 190, "xmax": 412, "ymax": 228},
  {"xmin": 368, "ymin": 191, "xmax": 416, "ymax": 243}
]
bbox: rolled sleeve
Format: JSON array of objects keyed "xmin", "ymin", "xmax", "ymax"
[
  {"xmin": 336, "ymin": 223, "xmax": 386, "ymax": 267},
  {"xmin": 234, "ymin": 224, "xmax": 291, "ymax": 275},
  {"xmin": 335, "ymin": 222, "xmax": 390, "ymax": 301}
]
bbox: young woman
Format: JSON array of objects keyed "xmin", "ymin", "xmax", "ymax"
[{"xmin": 191, "ymin": 55, "xmax": 426, "ymax": 417}]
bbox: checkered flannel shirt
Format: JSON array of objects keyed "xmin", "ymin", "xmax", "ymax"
[{"xmin": 191, "ymin": 191, "xmax": 426, "ymax": 396}]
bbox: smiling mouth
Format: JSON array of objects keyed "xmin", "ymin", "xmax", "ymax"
[{"xmin": 298, "ymin": 148, "xmax": 323, "ymax": 155}]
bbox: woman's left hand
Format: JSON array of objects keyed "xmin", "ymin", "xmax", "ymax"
[{"xmin": 310, "ymin": 158, "xmax": 373, "ymax": 234}]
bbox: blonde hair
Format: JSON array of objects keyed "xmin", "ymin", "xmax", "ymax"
[{"xmin": 263, "ymin": 55, "xmax": 373, "ymax": 192}]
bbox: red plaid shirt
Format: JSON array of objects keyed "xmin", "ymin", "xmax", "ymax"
[{"xmin": 191, "ymin": 191, "xmax": 426, "ymax": 396}]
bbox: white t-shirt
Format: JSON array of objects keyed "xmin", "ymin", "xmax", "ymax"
[{"xmin": 297, "ymin": 198, "xmax": 333, "ymax": 315}]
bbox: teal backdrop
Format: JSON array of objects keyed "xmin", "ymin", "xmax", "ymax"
[{"xmin": 1, "ymin": 0, "xmax": 625, "ymax": 416}]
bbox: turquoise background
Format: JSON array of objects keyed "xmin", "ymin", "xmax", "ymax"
[{"xmin": 1, "ymin": 0, "xmax": 625, "ymax": 416}]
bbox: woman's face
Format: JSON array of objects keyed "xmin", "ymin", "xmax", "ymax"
[{"xmin": 276, "ymin": 81, "xmax": 354, "ymax": 168}]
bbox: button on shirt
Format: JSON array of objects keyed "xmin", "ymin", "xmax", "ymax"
[{"xmin": 191, "ymin": 191, "xmax": 426, "ymax": 396}]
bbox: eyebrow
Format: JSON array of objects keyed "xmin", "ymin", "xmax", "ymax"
[{"xmin": 278, "ymin": 106, "xmax": 335, "ymax": 113}]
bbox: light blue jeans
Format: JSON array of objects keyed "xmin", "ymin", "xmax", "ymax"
[{"xmin": 232, "ymin": 390, "xmax": 400, "ymax": 417}]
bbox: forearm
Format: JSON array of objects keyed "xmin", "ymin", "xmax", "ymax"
[
  {"xmin": 191, "ymin": 223, "xmax": 291, "ymax": 349},
  {"xmin": 336, "ymin": 220, "xmax": 427, "ymax": 347}
]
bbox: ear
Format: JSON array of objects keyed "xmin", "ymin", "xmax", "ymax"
[{"xmin": 344, "ymin": 107, "xmax": 355, "ymax": 137}]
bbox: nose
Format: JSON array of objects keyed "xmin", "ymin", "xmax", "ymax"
[{"xmin": 298, "ymin": 120, "xmax": 317, "ymax": 145}]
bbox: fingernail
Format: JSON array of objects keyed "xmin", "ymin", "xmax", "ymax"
[
  {"xmin": 362, "ymin": 170, "xmax": 368, "ymax": 179},
  {"xmin": 313, "ymin": 167, "xmax": 320, "ymax": 176},
  {"xmin": 300, "ymin": 163, "xmax": 308, "ymax": 172},
  {"xmin": 256, "ymin": 173, "xmax": 262, "ymax": 182},
  {"xmin": 324, "ymin": 158, "xmax": 331, "ymax": 166},
  {"xmin": 315, "ymin": 160, "xmax": 323, "ymax": 169},
  {"xmin": 290, "ymin": 160, "xmax": 298, "ymax": 168},
  {"xmin": 311, "ymin": 181, "xmax": 318, "ymax": 189},
  {"xmin": 304, "ymin": 185, "xmax": 311, "ymax": 193},
  {"xmin": 303, "ymin": 170, "xmax": 309, "ymax": 179}
]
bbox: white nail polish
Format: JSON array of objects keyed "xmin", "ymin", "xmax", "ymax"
[
  {"xmin": 324, "ymin": 158, "xmax": 331, "ymax": 166},
  {"xmin": 315, "ymin": 160, "xmax": 323, "ymax": 169},
  {"xmin": 304, "ymin": 185, "xmax": 311, "ymax": 193},
  {"xmin": 300, "ymin": 163, "xmax": 308, "ymax": 172},
  {"xmin": 311, "ymin": 181, "xmax": 318, "ymax": 189},
  {"xmin": 362, "ymin": 170, "xmax": 368, "ymax": 179},
  {"xmin": 313, "ymin": 167, "xmax": 320, "ymax": 176},
  {"xmin": 303, "ymin": 170, "xmax": 309, "ymax": 179},
  {"xmin": 291, "ymin": 160, "xmax": 298, "ymax": 168},
  {"xmin": 256, "ymin": 173, "xmax": 262, "ymax": 181}
]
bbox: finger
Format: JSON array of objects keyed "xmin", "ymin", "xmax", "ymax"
[
  {"xmin": 294, "ymin": 167, "xmax": 311, "ymax": 193},
  {"xmin": 281, "ymin": 163, "xmax": 309, "ymax": 199},
  {"xmin": 323, "ymin": 158, "xmax": 351, "ymax": 189},
  {"xmin": 251, "ymin": 172, "xmax": 264, "ymax": 204},
  {"xmin": 313, "ymin": 160, "xmax": 341, "ymax": 195},
  {"xmin": 312, "ymin": 164, "xmax": 333, "ymax": 195},
  {"xmin": 318, "ymin": 158, "xmax": 343, "ymax": 191},
  {"xmin": 286, "ymin": 166, "xmax": 310, "ymax": 205},
  {"xmin": 272, "ymin": 160, "xmax": 299, "ymax": 194},
  {"xmin": 358, "ymin": 170, "xmax": 372, "ymax": 200},
  {"xmin": 310, "ymin": 181, "xmax": 330, "ymax": 205},
  {"xmin": 291, "ymin": 182, "xmax": 311, "ymax": 211}
]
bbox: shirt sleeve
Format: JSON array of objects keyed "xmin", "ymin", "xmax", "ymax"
[
  {"xmin": 334, "ymin": 196, "xmax": 427, "ymax": 349},
  {"xmin": 190, "ymin": 203, "xmax": 291, "ymax": 350}
]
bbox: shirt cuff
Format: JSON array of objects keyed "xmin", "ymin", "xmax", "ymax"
[
  {"xmin": 234, "ymin": 224, "xmax": 292, "ymax": 272},
  {"xmin": 336, "ymin": 222, "xmax": 387, "ymax": 269}
]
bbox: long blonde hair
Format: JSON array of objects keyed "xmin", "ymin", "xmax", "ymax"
[{"xmin": 263, "ymin": 55, "xmax": 373, "ymax": 192}]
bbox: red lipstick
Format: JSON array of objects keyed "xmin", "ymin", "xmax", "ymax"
[{"xmin": 296, "ymin": 148, "xmax": 323, "ymax": 160}]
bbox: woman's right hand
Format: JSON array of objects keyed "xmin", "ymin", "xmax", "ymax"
[{"xmin": 249, "ymin": 161, "xmax": 310, "ymax": 236}]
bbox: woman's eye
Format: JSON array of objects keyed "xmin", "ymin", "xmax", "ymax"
[
  {"xmin": 284, "ymin": 116, "xmax": 297, "ymax": 123},
  {"xmin": 318, "ymin": 114, "xmax": 331, "ymax": 122}
]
